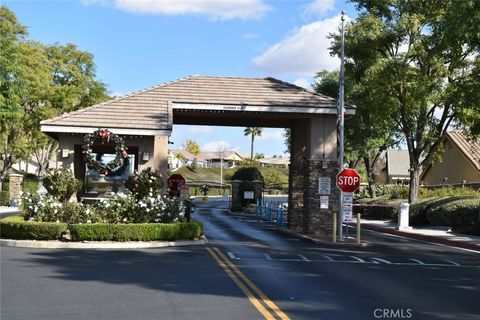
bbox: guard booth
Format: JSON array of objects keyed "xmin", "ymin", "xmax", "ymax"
[{"xmin": 41, "ymin": 75, "xmax": 355, "ymax": 236}]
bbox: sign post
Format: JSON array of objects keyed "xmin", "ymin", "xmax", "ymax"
[
  {"xmin": 336, "ymin": 168, "xmax": 361, "ymax": 240},
  {"xmin": 167, "ymin": 174, "xmax": 186, "ymax": 197}
]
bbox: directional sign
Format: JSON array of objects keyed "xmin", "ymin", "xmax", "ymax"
[
  {"xmin": 336, "ymin": 168, "xmax": 361, "ymax": 193},
  {"xmin": 167, "ymin": 174, "xmax": 186, "ymax": 191}
]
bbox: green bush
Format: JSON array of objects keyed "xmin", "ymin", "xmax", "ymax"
[
  {"xmin": 353, "ymin": 205, "xmax": 398, "ymax": 220},
  {"xmin": 0, "ymin": 216, "xmax": 68, "ymax": 240},
  {"xmin": 0, "ymin": 191, "xmax": 9, "ymax": 206},
  {"xmin": 425, "ymin": 197, "xmax": 480, "ymax": 227},
  {"xmin": 43, "ymin": 168, "xmax": 80, "ymax": 203},
  {"xmin": 70, "ymin": 221, "xmax": 203, "ymax": 242},
  {"xmin": 231, "ymin": 167, "xmax": 264, "ymax": 182},
  {"xmin": 419, "ymin": 186, "xmax": 480, "ymax": 199}
]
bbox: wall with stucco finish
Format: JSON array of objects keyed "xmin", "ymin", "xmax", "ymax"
[{"xmin": 422, "ymin": 139, "xmax": 480, "ymax": 185}]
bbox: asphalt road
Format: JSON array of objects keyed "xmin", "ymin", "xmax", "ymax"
[{"xmin": 1, "ymin": 203, "xmax": 479, "ymax": 320}]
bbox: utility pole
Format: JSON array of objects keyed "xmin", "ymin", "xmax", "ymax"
[{"xmin": 337, "ymin": 11, "xmax": 346, "ymax": 240}]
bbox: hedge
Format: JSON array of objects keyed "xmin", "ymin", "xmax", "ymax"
[
  {"xmin": 70, "ymin": 221, "xmax": 203, "ymax": 242},
  {"xmin": 0, "ymin": 216, "xmax": 68, "ymax": 240},
  {"xmin": 410, "ymin": 196, "xmax": 479, "ymax": 226},
  {"xmin": 353, "ymin": 204, "xmax": 398, "ymax": 220},
  {"xmin": 0, "ymin": 191, "xmax": 9, "ymax": 206}
]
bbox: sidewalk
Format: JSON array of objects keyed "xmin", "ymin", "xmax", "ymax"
[
  {"xmin": 353, "ymin": 219, "xmax": 480, "ymax": 252},
  {"xmin": 0, "ymin": 206, "xmax": 20, "ymax": 219}
]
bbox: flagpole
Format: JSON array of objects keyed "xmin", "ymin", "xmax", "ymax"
[{"xmin": 337, "ymin": 11, "xmax": 346, "ymax": 240}]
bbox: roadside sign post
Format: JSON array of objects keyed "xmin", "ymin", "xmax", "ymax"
[
  {"xmin": 167, "ymin": 174, "xmax": 186, "ymax": 197},
  {"xmin": 336, "ymin": 168, "xmax": 361, "ymax": 241}
]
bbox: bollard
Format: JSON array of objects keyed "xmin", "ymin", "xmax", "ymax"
[
  {"xmin": 356, "ymin": 213, "xmax": 361, "ymax": 244},
  {"xmin": 397, "ymin": 202, "xmax": 412, "ymax": 231},
  {"xmin": 332, "ymin": 212, "xmax": 337, "ymax": 243}
]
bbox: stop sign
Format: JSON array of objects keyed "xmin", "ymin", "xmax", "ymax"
[
  {"xmin": 336, "ymin": 168, "xmax": 361, "ymax": 193},
  {"xmin": 167, "ymin": 174, "xmax": 186, "ymax": 191}
]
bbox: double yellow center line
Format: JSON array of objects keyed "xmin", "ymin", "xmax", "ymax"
[{"xmin": 207, "ymin": 247, "xmax": 291, "ymax": 320}]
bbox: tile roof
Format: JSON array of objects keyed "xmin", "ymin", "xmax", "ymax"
[
  {"xmin": 41, "ymin": 75, "xmax": 345, "ymax": 135},
  {"xmin": 170, "ymin": 150, "xmax": 207, "ymax": 162},
  {"xmin": 447, "ymin": 131, "xmax": 480, "ymax": 170}
]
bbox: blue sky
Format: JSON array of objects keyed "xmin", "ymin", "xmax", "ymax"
[{"xmin": 5, "ymin": 0, "xmax": 357, "ymax": 157}]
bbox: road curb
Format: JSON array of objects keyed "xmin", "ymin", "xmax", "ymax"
[
  {"xmin": 277, "ymin": 227, "xmax": 370, "ymax": 247},
  {"xmin": 0, "ymin": 236, "xmax": 208, "ymax": 250},
  {"xmin": 358, "ymin": 224, "xmax": 480, "ymax": 252}
]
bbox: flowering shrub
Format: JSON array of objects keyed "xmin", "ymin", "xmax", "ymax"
[
  {"xmin": 21, "ymin": 191, "xmax": 186, "ymax": 225},
  {"xmin": 22, "ymin": 193, "xmax": 63, "ymax": 222},
  {"xmin": 97, "ymin": 193, "xmax": 184, "ymax": 224},
  {"xmin": 125, "ymin": 168, "xmax": 163, "ymax": 199}
]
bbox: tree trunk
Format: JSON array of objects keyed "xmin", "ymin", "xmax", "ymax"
[
  {"xmin": 408, "ymin": 165, "xmax": 422, "ymax": 204},
  {"xmin": 0, "ymin": 155, "xmax": 13, "ymax": 191},
  {"xmin": 364, "ymin": 156, "xmax": 377, "ymax": 198},
  {"xmin": 250, "ymin": 134, "xmax": 254, "ymax": 162}
]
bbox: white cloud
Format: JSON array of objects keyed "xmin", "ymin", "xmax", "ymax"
[
  {"xmin": 203, "ymin": 140, "xmax": 231, "ymax": 151},
  {"xmin": 114, "ymin": 0, "xmax": 271, "ymax": 20},
  {"xmin": 301, "ymin": 0, "xmax": 335, "ymax": 17},
  {"xmin": 252, "ymin": 15, "xmax": 346, "ymax": 77},
  {"xmin": 242, "ymin": 33, "xmax": 261, "ymax": 40},
  {"xmin": 188, "ymin": 126, "xmax": 215, "ymax": 134},
  {"xmin": 257, "ymin": 129, "xmax": 284, "ymax": 141},
  {"xmin": 293, "ymin": 78, "xmax": 312, "ymax": 90}
]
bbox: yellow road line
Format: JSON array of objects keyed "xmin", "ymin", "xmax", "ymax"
[
  {"xmin": 206, "ymin": 247, "xmax": 276, "ymax": 320},
  {"xmin": 213, "ymin": 247, "xmax": 291, "ymax": 320}
]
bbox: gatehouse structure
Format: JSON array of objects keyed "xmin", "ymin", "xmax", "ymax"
[{"xmin": 41, "ymin": 75, "xmax": 355, "ymax": 235}]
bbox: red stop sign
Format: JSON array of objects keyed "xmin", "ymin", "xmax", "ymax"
[
  {"xmin": 336, "ymin": 168, "xmax": 361, "ymax": 193},
  {"xmin": 167, "ymin": 174, "xmax": 186, "ymax": 191}
]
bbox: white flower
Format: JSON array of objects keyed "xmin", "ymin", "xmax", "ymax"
[
  {"xmin": 29, "ymin": 217, "xmax": 35, "ymax": 221},
  {"xmin": 87, "ymin": 220, "xmax": 92, "ymax": 223},
  {"xmin": 123, "ymin": 217, "xmax": 127, "ymax": 222}
]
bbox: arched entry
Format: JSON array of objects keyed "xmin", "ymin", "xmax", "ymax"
[{"xmin": 41, "ymin": 75, "xmax": 355, "ymax": 236}]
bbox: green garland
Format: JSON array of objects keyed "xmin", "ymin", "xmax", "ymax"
[{"xmin": 82, "ymin": 129, "xmax": 128, "ymax": 174}]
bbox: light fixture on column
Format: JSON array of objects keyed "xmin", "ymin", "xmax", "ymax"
[
  {"xmin": 142, "ymin": 152, "xmax": 150, "ymax": 161},
  {"xmin": 62, "ymin": 149, "xmax": 70, "ymax": 158}
]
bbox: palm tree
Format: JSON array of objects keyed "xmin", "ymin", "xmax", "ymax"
[{"xmin": 243, "ymin": 127, "xmax": 263, "ymax": 163}]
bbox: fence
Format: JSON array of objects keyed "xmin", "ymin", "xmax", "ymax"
[{"xmin": 256, "ymin": 199, "xmax": 288, "ymax": 227}]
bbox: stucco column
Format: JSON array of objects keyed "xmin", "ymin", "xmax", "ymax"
[{"xmin": 153, "ymin": 136, "xmax": 169, "ymax": 180}]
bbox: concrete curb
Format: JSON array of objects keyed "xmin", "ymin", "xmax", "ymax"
[
  {"xmin": 277, "ymin": 227, "xmax": 370, "ymax": 247},
  {"xmin": 358, "ymin": 224, "xmax": 480, "ymax": 252},
  {"xmin": 0, "ymin": 236, "xmax": 208, "ymax": 250}
]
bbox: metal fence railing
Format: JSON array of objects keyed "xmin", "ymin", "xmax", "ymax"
[{"xmin": 256, "ymin": 199, "xmax": 288, "ymax": 227}]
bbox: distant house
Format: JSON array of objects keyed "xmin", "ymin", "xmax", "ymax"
[
  {"xmin": 259, "ymin": 157, "xmax": 289, "ymax": 168},
  {"xmin": 386, "ymin": 149, "xmax": 410, "ymax": 184},
  {"xmin": 421, "ymin": 131, "xmax": 480, "ymax": 185},
  {"xmin": 168, "ymin": 150, "xmax": 208, "ymax": 170},
  {"xmin": 201, "ymin": 151, "xmax": 245, "ymax": 168}
]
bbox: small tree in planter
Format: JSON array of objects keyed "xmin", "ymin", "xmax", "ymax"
[{"xmin": 43, "ymin": 168, "xmax": 80, "ymax": 204}]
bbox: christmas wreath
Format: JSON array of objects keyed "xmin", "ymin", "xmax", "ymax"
[{"xmin": 83, "ymin": 129, "xmax": 128, "ymax": 174}]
